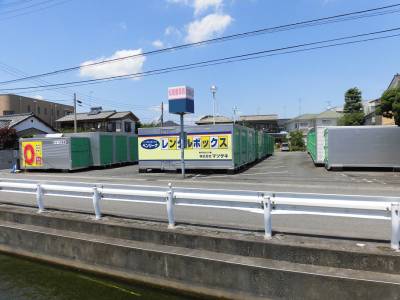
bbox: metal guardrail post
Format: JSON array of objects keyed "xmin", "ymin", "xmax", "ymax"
[
  {"xmin": 166, "ymin": 183, "xmax": 175, "ymax": 229},
  {"xmin": 36, "ymin": 184, "xmax": 45, "ymax": 213},
  {"xmin": 92, "ymin": 187, "xmax": 102, "ymax": 220},
  {"xmin": 391, "ymin": 202, "xmax": 400, "ymax": 251},
  {"xmin": 263, "ymin": 193, "xmax": 272, "ymax": 239}
]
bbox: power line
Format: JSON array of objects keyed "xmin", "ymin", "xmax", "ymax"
[
  {"xmin": 0, "ymin": 0, "xmax": 70, "ymax": 21},
  {"xmin": 0, "ymin": 61, "xmax": 155, "ymax": 112},
  {"xmin": 1, "ymin": 3, "xmax": 399, "ymax": 85},
  {"xmin": 1, "ymin": 27, "xmax": 399, "ymax": 92},
  {"xmin": 5, "ymin": 31, "xmax": 400, "ymax": 93},
  {"xmin": 0, "ymin": 0, "xmax": 59, "ymax": 15}
]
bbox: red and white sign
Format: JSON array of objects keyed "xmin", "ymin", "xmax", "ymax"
[{"xmin": 168, "ymin": 86, "xmax": 194, "ymax": 100}]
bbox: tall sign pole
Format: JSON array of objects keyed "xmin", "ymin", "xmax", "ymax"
[
  {"xmin": 73, "ymin": 93, "xmax": 77, "ymax": 133},
  {"xmin": 179, "ymin": 113, "xmax": 185, "ymax": 177},
  {"xmin": 211, "ymin": 85, "xmax": 217, "ymax": 125},
  {"xmin": 161, "ymin": 102, "xmax": 164, "ymax": 127},
  {"xmin": 168, "ymin": 86, "xmax": 194, "ymax": 179}
]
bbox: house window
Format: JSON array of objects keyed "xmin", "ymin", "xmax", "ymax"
[
  {"xmin": 299, "ymin": 122, "xmax": 308, "ymax": 128},
  {"xmin": 3, "ymin": 110, "xmax": 14, "ymax": 115},
  {"xmin": 116, "ymin": 122, "xmax": 122, "ymax": 132},
  {"xmin": 44, "ymin": 108, "xmax": 47, "ymax": 115},
  {"xmin": 37, "ymin": 107, "xmax": 41, "ymax": 114},
  {"xmin": 124, "ymin": 122, "xmax": 131, "ymax": 132},
  {"xmin": 322, "ymin": 119, "xmax": 331, "ymax": 125},
  {"xmin": 27, "ymin": 105, "xmax": 31, "ymax": 112},
  {"xmin": 57, "ymin": 110, "xmax": 60, "ymax": 117}
]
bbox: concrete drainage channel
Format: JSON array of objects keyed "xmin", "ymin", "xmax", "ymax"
[{"xmin": 0, "ymin": 205, "xmax": 400, "ymax": 300}]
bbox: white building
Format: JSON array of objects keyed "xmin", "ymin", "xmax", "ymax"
[
  {"xmin": 0, "ymin": 113, "xmax": 56, "ymax": 136},
  {"xmin": 286, "ymin": 109, "xmax": 342, "ymax": 137}
]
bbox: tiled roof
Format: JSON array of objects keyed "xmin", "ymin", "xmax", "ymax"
[
  {"xmin": 196, "ymin": 115, "xmax": 233, "ymax": 124},
  {"xmin": 316, "ymin": 110, "xmax": 342, "ymax": 119},
  {"xmin": 0, "ymin": 113, "xmax": 33, "ymax": 128},
  {"xmin": 56, "ymin": 111, "xmax": 117, "ymax": 122},
  {"xmin": 56, "ymin": 110, "xmax": 139, "ymax": 122},
  {"xmin": 0, "ymin": 120, "xmax": 11, "ymax": 129},
  {"xmin": 291, "ymin": 114, "xmax": 318, "ymax": 121},
  {"xmin": 239, "ymin": 114, "xmax": 278, "ymax": 122},
  {"xmin": 389, "ymin": 74, "xmax": 400, "ymax": 89},
  {"xmin": 108, "ymin": 111, "xmax": 139, "ymax": 121}
]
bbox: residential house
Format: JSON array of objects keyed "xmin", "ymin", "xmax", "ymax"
[
  {"xmin": 196, "ymin": 115, "xmax": 233, "ymax": 125},
  {"xmin": 238, "ymin": 114, "xmax": 279, "ymax": 133},
  {"xmin": 286, "ymin": 109, "xmax": 342, "ymax": 139},
  {"xmin": 363, "ymin": 74, "xmax": 398, "ymax": 125},
  {"xmin": 388, "ymin": 73, "xmax": 400, "ymax": 89},
  {"xmin": 315, "ymin": 109, "xmax": 342, "ymax": 127},
  {"xmin": 364, "ymin": 99, "xmax": 395, "ymax": 125},
  {"xmin": 0, "ymin": 94, "xmax": 73, "ymax": 128},
  {"xmin": 56, "ymin": 108, "xmax": 139, "ymax": 133},
  {"xmin": 0, "ymin": 113, "xmax": 56, "ymax": 136},
  {"xmin": 285, "ymin": 113, "xmax": 318, "ymax": 135}
]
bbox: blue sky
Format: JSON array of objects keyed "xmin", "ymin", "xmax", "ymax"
[{"xmin": 0, "ymin": 0, "xmax": 399, "ymax": 123}]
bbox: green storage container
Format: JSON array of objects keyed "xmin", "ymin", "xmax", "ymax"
[
  {"xmin": 100, "ymin": 135, "xmax": 114, "ymax": 165},
  {"xmin": 128, "ymin": 135, "xmax": 138, "ymax": 162},
  {"xmin": 115, "ymin": 135, "xmax": 128, "ymax": 163},
  {"xmin": 307, "ymin": 129, "xmax": 317, "ymax": 162},
  {"xmin": 71, "ymin": 137, "xmax": 93, "ymax": 169}
]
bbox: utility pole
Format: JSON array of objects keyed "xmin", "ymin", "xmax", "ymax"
[
  {"xmin": 232, "ymin": 105, "xmax": 238, "ymax": 124},
  {"xmin": 161, "ymin": 102, "xmax": 164, "ymax": 127},
  {"xmin": 210, "ymin": 85, "xmax": 217, "ymax": 125},
  {"xmin": 73, "ymin": 93, "xmax": 77, "ymax": 133}
]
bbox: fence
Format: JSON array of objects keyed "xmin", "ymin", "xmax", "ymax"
[{"xmin": 0, "ymin": 179, "xmax": 399, "ymax": 250}]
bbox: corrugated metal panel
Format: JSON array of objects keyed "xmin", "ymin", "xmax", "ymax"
[
  {"xmin": 325, "ymin": 126, "xmax": 400, "ymax": 169},
  {"xmin": 20, "ymin": 137, "xmax": 72, "ymax": 170}
]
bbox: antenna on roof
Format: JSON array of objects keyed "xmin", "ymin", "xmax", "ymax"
[{"xmin": 326, "ymin": 101, "xmax": 332, "ymax": 110}]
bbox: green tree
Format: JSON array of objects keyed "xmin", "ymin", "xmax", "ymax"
[
  {"xmin": 289, "ymin": 130, "xmax": 305, "ymax": 151},
  {"xmin": 0, "ymin": 128, "xmax": 17, "ymax": 149},
  {"xmin": 376, "ymin": 87, "xmax": 400, "ymax": 126},
  {"xmin": 339, "ymin": 87, "xmax": 365, "ymax": 125}
]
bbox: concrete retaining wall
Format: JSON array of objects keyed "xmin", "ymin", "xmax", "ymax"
[{"xmin": 0, "ymin": 205, "xmax": 399, "ymax": 299}]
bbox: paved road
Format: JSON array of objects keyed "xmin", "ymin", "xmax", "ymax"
[{"xmin": 0, "ymin": 152, "xmax": 398, "ymax": 241}]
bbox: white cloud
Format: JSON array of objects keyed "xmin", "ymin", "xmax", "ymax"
[
  {"xmin": 33, "ymin": 95, "xmax": 44, "ymax": 100},
  {"xmin": 193, "ymin": 0, "xmax": 222, "ymax": 15},
  {"xmin": 185, "ymin": 13, "xmax": 233, "ymax": 43},
  {"xmin": 152, "ymin": 40, "xmax": 164, "ymax": 49},
  {"xmin": 165, "ymin": 25, "xmax": 181, "ymax": 37},
  {"xmin": 167, "ymin": 0, "xmax": 223, "ymax": 15},
  {"xmin": 79, "ymin": 49, "xmax": 146, "ymax": 80}
]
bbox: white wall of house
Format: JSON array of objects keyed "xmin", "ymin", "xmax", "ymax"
[
  {"xmin": 315, "ymin": 118, "xmax": 338, "ymax": 127},
  {"xmin": 111, "ymin": 118, "xmax": 136, "ymax": 133},
  {"xmin": 13, "ymin": 116, "xmax": 55, "ymax": 134},
  {"xmin": 286, "ymin": 119, "xmax": 315, "ymax": 132}
]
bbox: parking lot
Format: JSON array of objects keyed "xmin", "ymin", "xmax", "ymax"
[
  {"xmin": 1, "ymin": 152, "xmax": 399, "ymax": 196},
  {"xmin": 0, "ymin": 151, "xmax": 399, "ymax": 241}
]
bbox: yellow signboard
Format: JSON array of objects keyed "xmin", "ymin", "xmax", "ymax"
[
  {"xmin": 22, "ymin": 141, "xmax": 43, "ymax": 167},
  {"xmin": 139, "ymin": 133, "xmax": 232, "ymax": 161}
]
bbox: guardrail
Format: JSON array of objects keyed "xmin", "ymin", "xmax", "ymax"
[{"xmin": 0, "ymin": 179, "xmax": 399, "ymax": 250}]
